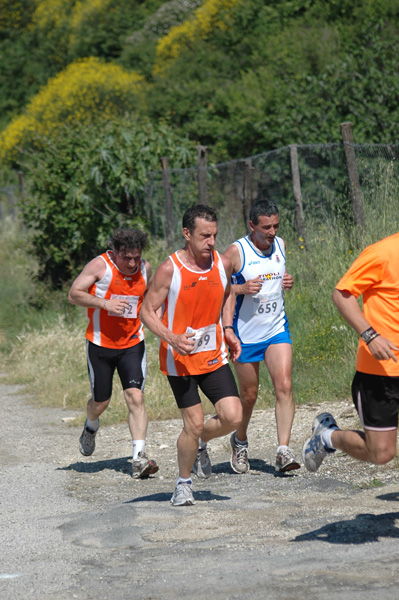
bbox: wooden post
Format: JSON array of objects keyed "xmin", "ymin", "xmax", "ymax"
[
  {"xmin": 289, "ymin": 145, "xmax": 307, "ymax": 246},
  {"xmin": 340, "ymin": 122, "xmax": 365, "ymax": 227},
  {"xmin": 243, "ymin": 159, "xmax": 253, "ymax": 231},
  {"xmin": 160, "ymin": 157, "xmax": 174, "ymax": 249},
  {"xmin": 197, "ymin": 145, "xmax": 208, "ymax": 204}
]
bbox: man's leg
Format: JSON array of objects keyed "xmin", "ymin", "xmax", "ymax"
[
  {"xmin": 178, "ymin": 403, "xmax": 207, "ymax": 479},
  {"xmin": 123, "ymin": 387, "xmax": 148, "ymax": 442},
  {"xmin": 264, "ymin": 343, "xmax": 294, "ymax": 446},
  {"xmin": 124, "ymin": 387, "xmax": 159, "ymax": 478},
  {"xmin": 233, "ymin": 361, "xmax": 260, "ymax": 441},
  {"xmin": 200, "ymin": 395, "xmax": 242, "ymax": 444},
  {"xmin": 332, "ymin": 428, "xmax": 397, "ymax": 465}
]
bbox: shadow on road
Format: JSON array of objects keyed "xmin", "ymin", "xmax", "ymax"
[
  {"xmin": 57, "ymin": 456, "xmax": 131, "ymax": 475},
  {"xmin": 292, "ymin": 512, "xmax": 399, "ymax": 544}
]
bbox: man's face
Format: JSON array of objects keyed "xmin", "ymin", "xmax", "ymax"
[
  {"xmin": 184, "ymin": 217, "xmax": 218, "ymax": 259},
  {"xmin": 113, "ymin": 248, "xmax": 142, "ymax": 274},
  {"xmin": 249, "ymin": 214, "xmax": 279, "ymax": 250}
]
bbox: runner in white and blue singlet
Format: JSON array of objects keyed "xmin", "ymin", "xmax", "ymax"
[{"xmin": 224, "ymin": 200, "xmax": 300, "ymax": 474}]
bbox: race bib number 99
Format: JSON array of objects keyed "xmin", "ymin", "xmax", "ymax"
[
  {"xmin": 186, "ymin": 324, "xmax": 217, "ymax": 354},
  {"xmin": 110, "ymin": 295, "xmax": 139, "ymax": 318}
]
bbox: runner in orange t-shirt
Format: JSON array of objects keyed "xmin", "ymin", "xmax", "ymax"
[
  {"xmin": 68, "ymin": 228, "xmax": 158, "ymax": 479},
  {"xmin": 141, "ymin": 205, "xmax": 242, "ymax": 506},
  {"xmin": 302, "ymin": 233, "xmax": 399, "ymax": 473}
]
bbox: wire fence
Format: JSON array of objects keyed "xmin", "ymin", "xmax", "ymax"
[
  {"xmin": 145, "ymin": 137, "xmax": 399, "ymax": 248},
  {"xmin": 2, "ymin": 123, "xmax": 399, "ymax": 245}
]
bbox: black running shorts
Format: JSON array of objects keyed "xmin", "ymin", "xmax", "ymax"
[
  {"xmin": 167, "ymin": 363, "xmax": 239, "ymax": 409},
  {"xmin": 87, "ymin": 340, "xmax": 146, "ymax": 403},
  {"xmin": 351, "ymin": 371, "xmax": 399, "ymax": 431}
]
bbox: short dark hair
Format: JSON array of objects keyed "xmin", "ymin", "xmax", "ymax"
[
  {"xmin": 107, "ymin": 228, "xmax": 148, "ymax": 253},
  {"xmin": 250, "ymin": 201, "xmax": 279, "ymax": 225},
  {"xmin": 182, "ymin": 204, "xmax": 217, "ymax": 233}
]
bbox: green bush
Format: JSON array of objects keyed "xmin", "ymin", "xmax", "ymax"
[{"xmin": 19, "ymin": 116, "xmax": 196, "ymax": 286}]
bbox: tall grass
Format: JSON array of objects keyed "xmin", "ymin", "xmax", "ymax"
[{"xmin": 1, "ymin": 198, "xmax": 398, "ymax": 424}]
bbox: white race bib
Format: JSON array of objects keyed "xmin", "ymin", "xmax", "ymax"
[
  {"xmin": 253, "ymin": 291, "xmax": 283, "ymax": 318},
  {"xmin": 109, "ymin": 295, "xmax": 139, "ymax": 318},
  {"xmin": 186, "ymin": 324, "xmax": 217, "ymax": 354}
]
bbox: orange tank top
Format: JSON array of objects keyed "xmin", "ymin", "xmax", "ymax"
[
  {"xmin": 159, "ymin": 250, "xmax": 229, "ymax": 376},
  {"xmin": 85, "ymin": 251, "xmax": 146, "ymax": 349}
]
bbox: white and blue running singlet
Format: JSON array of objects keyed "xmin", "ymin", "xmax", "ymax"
[{"xmin": 232, "ymin": 235, "xmax": 288, "ymax": 344}]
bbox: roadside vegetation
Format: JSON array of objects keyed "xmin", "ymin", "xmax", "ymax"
[{"xmin": 1, "ymin": 197, "xmax": 398, "ymax": 426}]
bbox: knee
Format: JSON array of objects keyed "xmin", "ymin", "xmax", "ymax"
[
  {"xmin": 220, "ymin": 400, "xmax": 243, "ymax": 431},
  {"xmin": 274, "ymin": 377, "xmax": 293, "ymax": 400},
  {"xmin": 369, "ymin": 446, "xmax": 396, "ymax": 465},
  {"xmin": 240, "ymin": 387, "xmax": 258, "ymax": 409}
]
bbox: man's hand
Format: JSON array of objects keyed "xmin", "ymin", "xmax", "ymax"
[
  {"xmin": 368, "ymin": 335, "xmax": 398, "ymax": 363},
  {"xmin": 282, "ymin": 272, "xmax": 294, "ymax": 290},
  {"xmin": 236, "ymin": 276, "xmax": 263, "ymax": 295},
  {"xmin": 105, "ymin": 297, "xmax": 131, "ymax": 315},
  {"xmin": 171, "ymin": 332, "xmax": 196, "ymax": 356},
  {"xmin": 223, "ymin": 328, "xmax": 241, "ymax": 362}
]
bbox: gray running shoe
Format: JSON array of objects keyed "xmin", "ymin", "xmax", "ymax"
[
  {"xmin": 302, "ymin": 412, "xmax": 337, "ymax": 473},
  {"xmin": 79, "ymin": 421, "xmax": 97, "ymax": 456},
  {"xmin": 191, "ymin": 447, "xmax": 212, "ymax": 479},
  {"xmin": 132, "ymin": 452, "xmax": 159, "ymax": 479},
  {"xmin": 275, "ymin": 446, "xmax": 301, "ymax": 473},
  {"xmin": 230, "ymin": 433, "xmax": 250, "ymax": 474},
  {"xmin": 170, "ymin": 482, "xmax": 195, "ymax": 506}
]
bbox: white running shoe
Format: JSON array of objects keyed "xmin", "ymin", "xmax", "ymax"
[
  {"xmin": 79, "ymin": 421, "xmax": 97, "ymax": 456},
  {"xmin": 302, "ymin": 412, "xmax": 337, "ymax": 473},
  {"xmin": 192, "ymin": 447, "xmax": 212, "ymax": 479},
  {"xmin": 230, "ymin": 433, "xmax": 250, "ymax": 474},
  {"xmin": 170, "ymin": 482, "xmax": 195, "ymax": 506},
  {"xmin": 275, "ymin": 446, "xmax": 301, "ymax": 473}
]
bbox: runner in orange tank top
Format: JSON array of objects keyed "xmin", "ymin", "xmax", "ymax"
[
  {"xmin": 68, "ymin": 228, "xmax": 158, "ymax": 479},
  {"xmin": 141, "ymin": 205, "xmax": 242, "ymax": 506}
]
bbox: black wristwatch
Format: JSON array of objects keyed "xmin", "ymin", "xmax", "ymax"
[{"xmin": 360, "ymin": 327, "xmax": 380, "ymax": 345}]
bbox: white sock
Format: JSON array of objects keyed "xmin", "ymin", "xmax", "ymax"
[
  {"xmin": 132, "ymin": 440, "xmax": 145, "ymax": 459},
  {"xmin": 86, "ymin": 418, "xmax": 99, "ymax": 431},
  {"xmin": 277, "ymin": 445, "xmax": 289, "ymax": 453},
  {"xmin": 235, "ymin": 434, "xmax": 248, "ymax": 446},
  {"xmin": 177, "ymin": 476, "xmax": 192, "ymax": 485},
  {"xmin": 198, "ymin": 438, "xmax": 207, "ymax": 450},
  {"xmin": 322, "ymin": 427, "xmax": 339, "ymax": 450}
]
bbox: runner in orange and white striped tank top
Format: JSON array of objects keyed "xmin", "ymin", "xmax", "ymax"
[
  {"xmin": 141, "ymin": 205, "xmax": 242, "ymax": 506},
  {"xmin": 68, "ymin": 228, "xmax": 158, "ymax": 479}
]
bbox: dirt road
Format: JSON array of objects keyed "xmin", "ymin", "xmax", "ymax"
[{"xmin": 2, "ymin": 378, "xmax": 399, "ymax": 600}]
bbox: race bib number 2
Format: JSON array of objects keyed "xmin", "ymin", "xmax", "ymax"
[
  {"xmin": 186, "ymin": 324, "xmax": 217, "ymax": 354},
  {"xmin": 109, "ymin": 295, "xmax": 139, "ymax": 318}
]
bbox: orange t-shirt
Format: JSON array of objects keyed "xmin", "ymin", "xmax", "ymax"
[
  {"xmin": 159, "ymin": 250, "xmax": 229, "ymax": 376},
  {"xmin": 335, "ymin": 233, "xmax": 399, "ymax": 376},
  {"xmin": 86, "ymin": 251, "xmax": 146, "ymax": 349}
]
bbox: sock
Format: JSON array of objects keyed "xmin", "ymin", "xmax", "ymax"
[
  {"xmin": 198, "ymin": 438, "xmax": 207, "ymax": 450},
  {"xmin": 277, "ymin": 445, "xmax": 289, "ymax": 453},
  {"xmin": 322, "ymin": 427, "xmax": 339, "ymax": 450},
  {"xmin": 235, "ymin": 434, "xmax": 248, "ymax": 446},
  {"xmin": 86, "ymin": 418, "xmax": 99, "ymax": 432},
  {"xmin": 132, "ymin": 440, "xmax": 145, "ymax": 460},
  {"xmin": 177, "ymin": 476, "xmax": 192, "ymax": 486}
]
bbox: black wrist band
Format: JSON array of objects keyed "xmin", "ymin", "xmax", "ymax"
[
  {"xmin": 223, "ymin": 325, "xmax": 235, "ymax": 331},
  {"xmin": 366, "ymin": 332, "xmax": 380, "ymax": 345}
]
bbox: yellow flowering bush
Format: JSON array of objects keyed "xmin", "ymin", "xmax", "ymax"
[
  {"xmin": 0, "ymin": 57, "xmax": 143, "ymax": 163},
  {"xmin": 154, "ymin": 0, "xmax": 242, "ymax": 73}
]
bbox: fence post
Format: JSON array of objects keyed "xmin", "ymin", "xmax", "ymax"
[
  {"xmin": 289, "ymin": 145, "xmax": 307, "ymax": 246},
  {"xmin": 243, "ymin": 159, "xmax": 253, "ymax": 231},
  {"xmin": 160, "ymin": 157, "xmax": 174, "ymax": 249},
  {"xmin": 197, "ymin": 145, "xmax": 208, "ymax": 204},
  {"xmin": 340, "ymin": 122, "xmax": 365, "ymax": 227}
]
